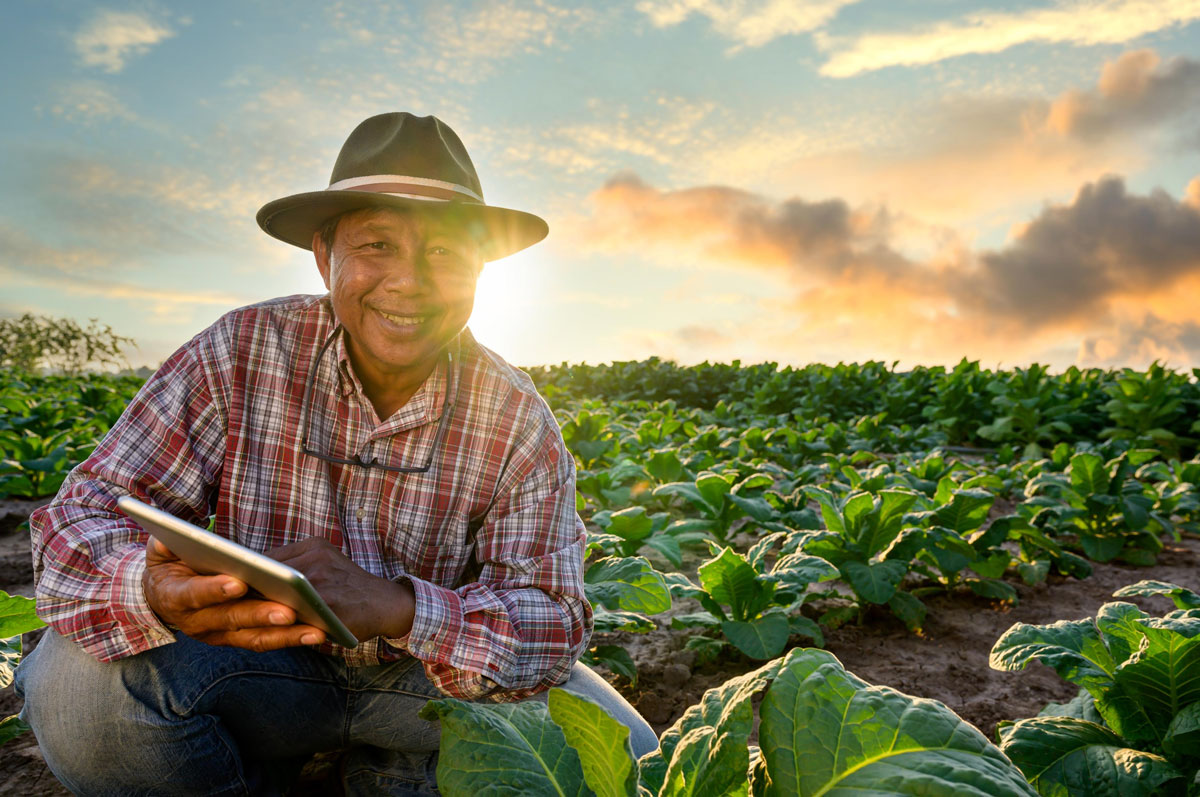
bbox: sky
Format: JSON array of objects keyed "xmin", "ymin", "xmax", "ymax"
[{"xmin": 3, "ymin": 0, "xmax": 1200, "ymax": 373}]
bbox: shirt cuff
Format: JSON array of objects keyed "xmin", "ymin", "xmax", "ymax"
[{"xmin": 108, "ymin": 544, "xmax": 177, "ymax": 646}]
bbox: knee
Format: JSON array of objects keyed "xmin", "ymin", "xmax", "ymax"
[{"xmin": 557, "ymin": 662, "xmax": 660, "ymax": 760}]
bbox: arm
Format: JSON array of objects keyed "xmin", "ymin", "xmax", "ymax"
[
  {"xmin": 396, "ymin": 418, "xmax": 593, "ymax": 700},
  {"xmin": 30, "ymin": 336, "xmax": 227, "ymax": 661}
]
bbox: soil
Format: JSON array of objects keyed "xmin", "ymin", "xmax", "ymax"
[{"xmin": 2, "ymin": 497, "xmax": 1198, "ymax": 794}]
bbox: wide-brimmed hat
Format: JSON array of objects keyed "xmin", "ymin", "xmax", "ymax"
[{"xmin": 256, "ymin": 113, "xmax": 548, "ymax": 262}]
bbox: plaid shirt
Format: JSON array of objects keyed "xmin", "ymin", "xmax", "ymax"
[{"xmin": 29, "ymin": 294, "xmax": 592, "ymax": 701}]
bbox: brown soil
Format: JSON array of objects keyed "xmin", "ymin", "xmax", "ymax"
[{"xmin": 3, "ymin": 498, "xmax": 1198, "ymax": 793}]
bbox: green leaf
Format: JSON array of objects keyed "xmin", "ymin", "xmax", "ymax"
[
  {"xmin": 0, "ymin": 715, "xmax": 30, "ymax": 746},
  {"xmin": 697, "ymin": 546, "xmax": 764, "ymax": 622},
  {"xmin": 639, "ymin": 659, "xmax": 783, "ymax": 797},
  {"xmin": 696, "ymin": 471, "xmax": 733, "ymax": 513},
  {"xmin": 419, "ymin": 698, "xmax": 589, "ymax": 797},
  {"xmin": 1113, "ymin": 580, "xmax": 1200, "ymax": 610},
  {"xmin": 842, "ymin": 559, "xmax": 906, "ymax": 605},
  {"xmin": 1163, "ymin": 701, "xmax": 1200, "ymax": 758},
  {"xmin": 760, "ymin": 648, "xmax": 1037, "ymax": 796},
  {"xmin": 585, "ymin": 557, "xmax": 672, "ymax": 615},
  {"xmin": 1109, "ymin": 620, "xmax": 1200, "ymax": 744},
  {"xmin": 548, "ymin": 689, "xmax": 638, "ymax": 797},
  {"xmin": 583, "ymin": 645, "xmax": 639, "ymax": 686},
  {"xmin": 1039, "ymin": 688, "xmax": 1104, "ymax": 725},
  {"xmin": 1069, "ymin": 453, "xmax": 1109, "ymax": 496},
  {"xmin": 769, "ymin": 552, "xmax": 839, "ymax": 595},
  {"xmin": 1080, "ymin": 533, "xmax": 1125, "ymax": 563},
  {"xmin": 997, "ymin": 716, "xmax": 1182, "ymax": 796},
  {"xmin": 887, "ymin": 591, "xmax": 927, "ymax": 632},
  {"xmin": 722, "ymin": 612, "xmax": 791, "ymax": 660},
  {"xmin": 0, "ymin": 593, "xmax": 43, "ymax": 639},
  {"xmin": 787, "ymin": 614, "xmax": 824, "ymax": 647},
  {"xmin": 988, "ymin": 619, "xmax": 1117, "ymax": 692},
  {"xmin": 593, "ymin": 608, "xmax": 656, "ymax": 634},
  {"xmin": 0, "ymin": 637, "xmax": 20, "ymax": 690},
  {"xmin": 933, "ymin": 489, "xmax": 995, "ymax": 534},
  {"xmin": 966, "ymin": 578, "xmax": 1018, "ymax": 603},
  {"xmin": 600, "ymin": 507, "xmax": 655, "ymax": 542}
]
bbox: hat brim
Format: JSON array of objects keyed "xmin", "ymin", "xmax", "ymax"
[{"xmin": 256, "ymin": 191, "xmax": 548, "ymax": 262}]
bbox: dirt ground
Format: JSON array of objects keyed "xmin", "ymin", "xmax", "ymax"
[{"xmin": 2, "ymin": 497, "xmax": 1198, "ymax": 794}]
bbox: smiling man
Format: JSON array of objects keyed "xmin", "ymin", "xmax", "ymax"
[{"xmin": 16, "ymin": 113, "xmax": 657, "ymax": 795}]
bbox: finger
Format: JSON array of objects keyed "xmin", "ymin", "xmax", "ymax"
[
  {"xmin": 145, "ymin": 535, "xmax": 181, "ymax": 565},
  {"xmin": 188, "ymin": 598, "xmax": 298, "ymax": 632},
  {"xmin": 157, "ymin": 572, "xmax": 248, "ymax": 611},
  {"xmin": 202, "ymin": 624, "xmax": 327, "ymax": 653}
]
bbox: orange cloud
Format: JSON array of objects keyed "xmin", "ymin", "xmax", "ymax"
[{"xmin": 574, "ymin": 171, "xmax": 1200, "ymax": 367}]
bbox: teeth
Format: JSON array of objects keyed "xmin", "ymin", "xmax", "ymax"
[{"xmin": 379, "ymin": 310, "xmax": 424, "ymax": 326}]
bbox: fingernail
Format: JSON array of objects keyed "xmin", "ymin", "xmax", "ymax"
[
  {"xmin": 222, "ymin": 582, "xmax": 239, "ymax": 596},
  {"xmin": 270, "ymin": 611, "xmax": 289, "ymax": 625},
  {"xmin": 301, "ymin": 633, "xmax": 321, "ymax": 645}
]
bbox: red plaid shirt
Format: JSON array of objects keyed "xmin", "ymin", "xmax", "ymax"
[{"xmin": 29, "ymin": 294, "xmax": 592, "ymax": 700}]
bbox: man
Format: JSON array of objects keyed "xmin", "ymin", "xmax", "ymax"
[{"xmin": 16, "ymin": 112, "xmax": 657, "ymax": 795}]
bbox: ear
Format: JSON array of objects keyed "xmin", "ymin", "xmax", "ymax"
[{"xmin": 312, "ymin": 230, "xmax": 332, "ymax": 290}]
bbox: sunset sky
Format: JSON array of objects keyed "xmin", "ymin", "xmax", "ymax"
[{"xmin": 3, "ymin": 1, "xmax": 1200, "ymax": 372}]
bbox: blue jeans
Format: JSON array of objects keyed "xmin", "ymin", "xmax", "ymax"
[{"xmin": 15, "ymin": 631, "xmax": 658, "ymax": 795}]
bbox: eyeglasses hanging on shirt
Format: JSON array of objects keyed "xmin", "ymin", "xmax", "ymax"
[{"xmin": 299, "ymin": 324, "xmax": 459, "ymax": 474}]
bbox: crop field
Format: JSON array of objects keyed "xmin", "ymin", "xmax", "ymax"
[{"xmin": 3, "ymin": 358, "xmax": 1200, "ymax": 794}]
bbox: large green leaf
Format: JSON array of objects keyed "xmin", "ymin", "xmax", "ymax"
[
  {"xmin": 697, "ymin": 546, "xmax": 764, "ymax": 622},
  {"xmin": 584, "ymin": 556, "xmax": 672, "ymax": 615},
  {"xmin": 419, "ymin": 698, "xmax": 589, "ymax": 797},
  {"xmin": 548, "ymin": 689, "xmax": 638, "ymax": 797},
  {"xmin": 860, "ymin": 489, "xmax": 921, "ymax": 556},
  {"xmin": 639, "ymin": 659, "xmax": 783, "ymax": 797},
  {"xmin": 1113, "ymin": 580, "xmax": 1200, "ymax": 610},
  {"xmin": 0, "ymin": 637, "xmax": 20, "ymax": 690},
  {"xmin": 1109, "ymin": 620, "xmax": 1200, "ymax": 744},
  {"xmin": 696, "ymin": 472, "xmax": 734, "ymax": 513},
  {"xmin": 598, "ymin": 507, "xmax": 655, "ymax": 542},
  {"xmin": 842, "ymin": 559, "xmax": 906, "ymax": 605},
  {"xmin": 1163, "ymin": 701, "xmax": 1200, "ymax": 758},
  {"xmin": 988, "ymin": 619, "xmax": 1117, "ymax": 693},
  {"xmin": 933, "ymin": 489, "xmax": 995, "ymax": 534},
  {"xmin": 760, "ymin": 648, "xmax": 1036, "ymax": 796},
  {"xmin": 769, "ymin": 552, "xmax": 839, "ymax": 596},
  {"xmin": 722, "ymin": 612, "xmax": 790, "ymax": 661},
  {"xmin": 997, "ymin": 716, "xmax": 1182, "ymax": 796},
  {"xmin": 0, "ymin": 715, "xmax": 30, "ymax": 746},
  {"xmin": 0, "ymin": 592, "xmax": 44, "ymax": 639},
  {"xmin": 1069, "ymin": 453, "xmax": 1109, "ymax": 497}
]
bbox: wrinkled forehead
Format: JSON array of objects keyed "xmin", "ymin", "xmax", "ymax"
[{"xmin": 335, "ymin": 205, "xmax": 479, "ymax": 243}]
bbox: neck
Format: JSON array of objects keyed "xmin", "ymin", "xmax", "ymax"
[{"xmin": 347, "ymin": 346, "xmax": 446, "ymax": 421}]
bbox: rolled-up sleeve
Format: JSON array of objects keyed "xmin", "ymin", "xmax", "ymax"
[{"xmin": 399, "ymin": 418, "xmax": 593, "ymax": 701}]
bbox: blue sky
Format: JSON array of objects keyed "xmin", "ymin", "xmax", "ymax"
[{"xmin": 3, "ymin": 0, "xmax": 1200, "ymax": 371}]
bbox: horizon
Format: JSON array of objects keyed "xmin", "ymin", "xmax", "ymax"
[{"xmin": 3, "ymin": 1, "xmax": 1200, "ymax": 372}]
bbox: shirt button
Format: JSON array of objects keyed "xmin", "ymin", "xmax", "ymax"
[
  {"xmin": 356, "ymin": 507, "xmax": 366, "ymax": 520},
  {"xmin": 422, "ymin": 641, "xmax": 436, "ymax": 655}
]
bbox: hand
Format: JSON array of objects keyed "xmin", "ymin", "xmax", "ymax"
[
  {"xmin": 268, "ymin": 537, "xmax": 415, "ymax": 641},
  {"xmin": 142, "ymin": 536, "xmax": 327, "ymax": 651}
]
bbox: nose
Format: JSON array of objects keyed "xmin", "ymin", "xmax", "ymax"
[{"xmin": 378, "ymin": 248, "xmax": 432, "ymax": 294}]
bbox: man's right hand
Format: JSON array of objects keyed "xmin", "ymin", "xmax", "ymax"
[{"xmin": 141, "ymin": 536, "xmax": 327, "ymax": 651}]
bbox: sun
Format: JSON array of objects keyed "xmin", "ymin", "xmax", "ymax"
[{"xmin": 466, "ymin": 248, "xmax": 547, "ymax": 360}]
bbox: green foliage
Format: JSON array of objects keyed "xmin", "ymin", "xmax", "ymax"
[
  {"xmin": 990, "ymin": 583, "xmax": 1200, "ymax": 795},
  {"xmin": 0, "ymin": 591, "xmax": 43, "ymax": 747},
  {"xmin": 425, "ymin": 649, "xmax": 1036, "ymax": 796},
  {"xmin": 0, "ymin": 313, "xmax": 135, "ymax": 375}
]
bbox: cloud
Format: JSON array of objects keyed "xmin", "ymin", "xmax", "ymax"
[
  {"xmin": 326, "ymin": 0, "xmax": 596, "ymax": 84},
  {"xmin": 1078, "ymin": 313, "xmax": 1200, "ymax": 367},
  {"xmin": 571, "ymin": 171, "xmax": 1200, "ymax": 367},
  {"xmin": 1043, "ymin": 49, "xmax": 1200, "ymax": 139},
  {"xmin": 636, "ymin": 0, "xmax": 859, "ymax": 49},
  {"xmin": 74, "ymin": 9, "xmax": 176, "ymax": 73},
  {"xmin": 44, "ymin": 80, "xmax": 141, "ymax": 126},
  {"xmin": 734, "ymin": 50, "xmax": 1200, "ymax": 227},
  {"xmin": 817, "ymin": 0, "xmax": 1200, "ymax": 78}
]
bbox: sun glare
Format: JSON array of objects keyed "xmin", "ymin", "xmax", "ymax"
[{"xmin": 467, "ymin": 248, "xmax": 546, "ymax": 361}]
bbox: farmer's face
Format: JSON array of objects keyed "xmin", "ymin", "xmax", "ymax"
[{"xmin": 313, "ymin": 207, "xmax": 481, "ymax": 388}]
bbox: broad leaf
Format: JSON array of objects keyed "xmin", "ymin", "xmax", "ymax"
[
  {"xmin": 761, "ymin": 648, "xmax": 1037, "ymax": 796},
  {"xmin": 585, "ymin": 557, "xmax": 672, "ymax": 615},
  {"xmin": 697, "ymin": 546, "xmax": 763, "ymax": 622},
  {"xmin": 639, "ymin": 659, "xmax": 783, "ymax": 797},
  {"xmin": 0, "ymin": 592, "xmax": 44, "ymax": 639},
  {"xmin": 1113, "ymin": 580, "xmax": 1200, "ymax": 610},
  {"xmin": 998, "ymin": 716, "xmax": 1182, "ymax": 796},
  {"xmin": 842, "ymin": 559, "xmax": 906, "ymax": 605},
  {"xmin": 0, "ymin": 715, "xmax": 30, "ymax": 746},
  {"xmin": 420, "ymin": 698, "xmax": 589, "ymax": 796},
  {"xmin": 548, "ymin": 689, "xmax": 638, "ymax": 797},
  {"xmin": 722, "ymin": 612, "xmax": 790, "ymax": 660},
  {"xmin": 989, "ymin": 619, "xmax": 1117, "ymax": 693},
  {"xmin": 933, "ymin": 489, "xmax": 995, "ymax": 534}
]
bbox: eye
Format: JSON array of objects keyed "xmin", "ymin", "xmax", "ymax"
[
  {"xmin": 365, "ymin": 241, "xmax": 392, "ymax": 251},
  {"xmin": 428, "ymin": 246, "xmax": 452, "ymax": 257}
]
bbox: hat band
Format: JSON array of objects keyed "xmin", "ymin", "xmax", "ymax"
[{"xmin": 327, "ymin": 174, "xmax": 483, "ymax": 204}]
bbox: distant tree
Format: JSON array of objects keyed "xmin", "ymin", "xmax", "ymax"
[{"xmin": 0, "ymin": 314, "xmax": 136, "ymax": 375}]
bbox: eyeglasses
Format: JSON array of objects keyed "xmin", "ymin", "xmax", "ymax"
[{"xmin": 299, "ymin": 325, "xmax": 458, "ymax": 473}]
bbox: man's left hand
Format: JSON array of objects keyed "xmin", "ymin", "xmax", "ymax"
[{"xmin": 269, "ymin": 538, "xmax": 416, "ymax": 641}]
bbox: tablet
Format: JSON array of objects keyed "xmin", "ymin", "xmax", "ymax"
[{"xmin": 117, "ymin": 496, "xmax": 359, "ymax": 648}]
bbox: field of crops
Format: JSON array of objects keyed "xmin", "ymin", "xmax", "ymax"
[{"xmin": 3, "ymin": 358, "xmax": 1200, "ymax": 794}]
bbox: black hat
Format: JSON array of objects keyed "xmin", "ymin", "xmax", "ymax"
[{"xmin": 256, "ymin": 113, "xmax": 548, "ymax": 261}]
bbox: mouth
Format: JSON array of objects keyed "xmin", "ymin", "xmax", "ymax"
[{"xmin": 376, "ymin": 309, "xmax": 428, "ymax": 327}]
